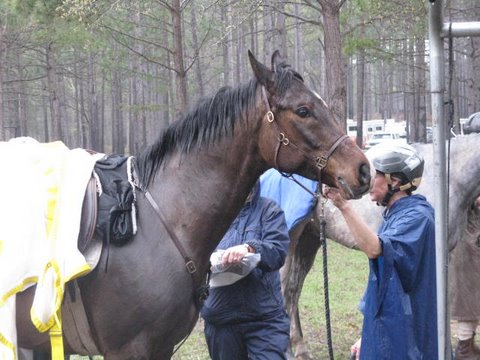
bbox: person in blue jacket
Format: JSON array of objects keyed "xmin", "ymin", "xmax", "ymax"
[
  {"xmin": 324, "ymin": 143, "xmax": 437, "ymax": 359},
  {"xmin": 200, "ymin": 181, "xmax": 291, "ymax": 360}
]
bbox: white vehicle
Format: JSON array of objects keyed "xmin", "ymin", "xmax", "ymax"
[{"xmin": 364, "ymin": 131, "xmax": 406, "ymax": 150}]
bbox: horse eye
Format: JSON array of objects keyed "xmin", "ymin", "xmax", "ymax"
[{"xmin": 295, "ymin": 107, "xmax": 311, "ymax": 118}]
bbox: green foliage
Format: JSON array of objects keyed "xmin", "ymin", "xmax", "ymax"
[
  {"xmin": 13, "ymin": 0, "xmax": 63, "ymax": 23},
  {"xmin": 343, "ymin": 37, "xmax": 379, "ymax": 56}
]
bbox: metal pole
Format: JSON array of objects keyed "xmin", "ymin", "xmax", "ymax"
[
  {"xmin": 428, "ymin": 1, "xmax": 450, "ymax": 359},
  {"xmin": 442, "ymin": 22, "xmax": 480, "ymax": 37}
]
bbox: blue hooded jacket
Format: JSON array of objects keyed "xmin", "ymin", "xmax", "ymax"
[
  {"xmin": 360, "ymin": 194, "xmax": 437, "ymax": 359},
  {"xmin": 200, "ymin": 183, "xmax": 290, "ymax": 325}
]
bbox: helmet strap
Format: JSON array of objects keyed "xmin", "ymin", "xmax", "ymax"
[
  {"xmin": 380, "ymin": 174, "xmax": 401, "ymax": 207},
  {"xmin": 380, "ymin": 184, "xmax": 399, "ymax": 206}
]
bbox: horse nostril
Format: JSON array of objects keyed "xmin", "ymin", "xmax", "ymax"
[{"xmin": 359, "ymin": 163, "xmax": 371, "ymax": 186}]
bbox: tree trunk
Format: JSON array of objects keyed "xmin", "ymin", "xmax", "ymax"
[
  {"xmin": 293, "ymin": 3, "xmax": 304, "ymax": 76},
  {"xmin": 16, "ymin": 54, "xmax": 28, "ymax": 137},
  {"xmin": 73, "ymin": 56, "xmax": 80, "ymax": 147},
  {"xmin": 221, "ymin": 5, "xmax": 230, "ymax": 86},
  {"xmin": 42, "ymin": 79, "xmax": 50, "ymax": 142},
  {"xmin": 347, "ymin": 56, "xmax": 354, "ymax": 119},
  {"xmin": 470, "ymin": 37, "xmax": 480, "ymax": 113},
  {"xmin": 111, "ymin": 56, "xmax": 124, "ymax": 154},
  {"xmin": 355, "ymin": 50, "xmax": 365, "ymax": 148},
  {"xmin": 99, "ymin": 70, "xmax": 106, "ymax": 151},
  {"xmin": 318, "ymin": 0, "xmax": 347, "ymax": 128},
  {"xmin": 249, "ymin": 6, "xmax": 257, "ymax": 55},
  {"xmin": 0, "ymin": 22, "xmax": 4, "ymax": 140},
  {"xmin": 45, "ymin": 41, "xmax": 69, "ymax": 142},
  {"xmin": 275, "ymin": 1, "xmax": 287, "ymax": 57},
  {"xmin": 407, "ymin": 37, "xmax": 415, "ymax": 142},
  {"xmin": 263, "ymin": 0, "xmax": 273, "ymax": 63},
  {"xmin": 190, "ymin": 0, "xmax": 205, "ymax": 98},
  {"xmin": 128, "ymin": 10, "xmax": 145, "ymax": 155},
  {"xmin": 235, "ymin": 22, "xmax": 245, "ymax": 84},
  {"xmin": 88, "ymin": 53, "xmax": 101, "ymax": 151},
  {"xmin": 171, "ymin": 0, "xmax": 188, "ymax": 113},
  {"xmin": 45, "ymin": 42, "xmax": 63, "ymax": 140},
  {"xmin": 414, "ymin": 35, "xmax": 427, "ymax": 142}
]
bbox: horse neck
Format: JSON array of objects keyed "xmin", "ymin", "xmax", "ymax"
[{"xmin": 142, "ymin": 123, "xmax": 268, "ymax": 273}]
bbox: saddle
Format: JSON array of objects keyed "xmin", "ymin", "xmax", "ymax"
[
  {"xmin": 63, "ymin": 155, "xmax": 138, "ymax": 356},
  {"xmin": 78, "ymin": 176, "xmax": 98, "ymax": 255},
  {"xmin": 77, "ymin": 154, "xmax": 138, "ymax": 257}
]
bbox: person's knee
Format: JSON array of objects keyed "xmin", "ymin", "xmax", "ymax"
[{"xmin": 204, "ymin": 322, "xmax": 246, "ymax": 360}]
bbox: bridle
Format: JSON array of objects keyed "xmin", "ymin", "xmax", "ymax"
[
  {"xmin": 138, "ymin": 87, "xmax": 349, "ymax": 306},
  {"xmin": 262, "ymin": 86, "xmax": 345, "ymax": 359},
  {"xmin": 261, "ymin": 86, "xmax": 348, "ymax": 186}
]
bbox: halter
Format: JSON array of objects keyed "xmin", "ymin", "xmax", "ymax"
[{"xmin": 261, "ymin": 87, "xmax": 348, "ymax": 177}]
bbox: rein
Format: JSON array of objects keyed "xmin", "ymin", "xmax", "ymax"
[
  {"xmin": 318, "ymin": 195, "xmax": 334, "ymax": 360},
  {"xmin": 283, "ymin": 175, "xmax": 335, "ymax": 360},
  {"xmin": 261, "ymin": 87, "xmax": 348, "ymax": 174}
]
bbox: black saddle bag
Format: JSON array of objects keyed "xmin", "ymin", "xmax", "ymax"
[{"xmin": 94, "ymin": 154, "xmax": 136, "ymax": 246}]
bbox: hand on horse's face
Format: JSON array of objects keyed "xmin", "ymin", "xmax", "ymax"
[
  {"xmin": 323, "ymin": 186, "xmax": 348, "ymax": 210},
  {"xmin": 222, "ymin": 244, "xmax": 250, "ymax": 265}
]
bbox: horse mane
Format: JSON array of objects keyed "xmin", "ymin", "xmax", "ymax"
[{"xmin": 137, "ymin": 63, "xmax": 303, "ymax": 189}]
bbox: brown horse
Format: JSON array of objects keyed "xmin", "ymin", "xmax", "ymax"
[
  {"xmin": 281, "ymin": 134, "xmax": 480, "ymax": 359},
  {"xmin": 14, "ymin": 50, "xmax": 371, "ymax": 359}
]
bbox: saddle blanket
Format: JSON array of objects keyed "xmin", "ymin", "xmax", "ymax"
[
  {"xmin": 260, "ymin": 169, "xmax": 318, "ymax": 231},
  {"xmin": 0, "ymin": 138, "xmax": 104, "ymax": 359}
]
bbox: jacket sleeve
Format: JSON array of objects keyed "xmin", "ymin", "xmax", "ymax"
[{"xmin": 246, "ymin": 199, "xmax": 290, "ymax": 272}]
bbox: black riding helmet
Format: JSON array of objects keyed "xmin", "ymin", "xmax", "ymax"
[{"xmin": 367, "ymin": 143, "xmax": 424, "ymax": 206}]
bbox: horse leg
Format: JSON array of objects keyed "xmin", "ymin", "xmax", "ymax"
[
  {"xmin": 281, "ymin": 241, "xmax": 297, "ymax": 360},
  {"xmin": 282, "ymin": 218, "xmax": 321, "ymax": 360}
]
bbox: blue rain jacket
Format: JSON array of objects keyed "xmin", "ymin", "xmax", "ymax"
[
  {"xmin": 260, "ymin": 169, "xmax": 318, "ymax": 230},
  {"xmin": 360, "ymin": 194, "xmax": 437, "ymax": 359},
  {"xmin": 200, "ymin": 184, "xmax": 290, "ymax": 325}
]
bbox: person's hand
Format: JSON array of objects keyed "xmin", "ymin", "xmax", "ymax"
[
  {"xmin": 350, "ymin": 338, "xmax": 361, "ymax": 360},
  {"xmin": 221, "ymin": 244, "xmax": 249, "ymax": 265},
  {"xmin": 323, "ymin": 186, "xmax": 348, "ymax": 210}
]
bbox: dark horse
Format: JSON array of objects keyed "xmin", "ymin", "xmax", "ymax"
[
  {"xmin": 15, "ymin": 51, "xmax": 371, "ymax": 359},
  {"xmin": 280, "ymin": 134, "xmax": 480, "ymax": 359}
]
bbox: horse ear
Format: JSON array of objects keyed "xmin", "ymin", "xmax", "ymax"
[
  {"xmin": 271, "ymin": 50, "xmax": 284, "ymax": 72},
  {"xmin": 248, "ymin": 50, "xmax": 274, "ymax": 89}
]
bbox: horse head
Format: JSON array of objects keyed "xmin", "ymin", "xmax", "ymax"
[{"xmin": 248, "ymin": 50, "xmax": 371, "ymax": 200}]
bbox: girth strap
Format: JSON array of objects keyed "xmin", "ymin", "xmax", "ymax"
[{"xmin": 63, "ymin": 281, "xmax": 101, "ymax": 355}]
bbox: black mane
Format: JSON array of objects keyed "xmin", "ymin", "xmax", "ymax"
[{"xmin": 137, "ymin": 65, "xmax": 302, "ymax": 188}]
